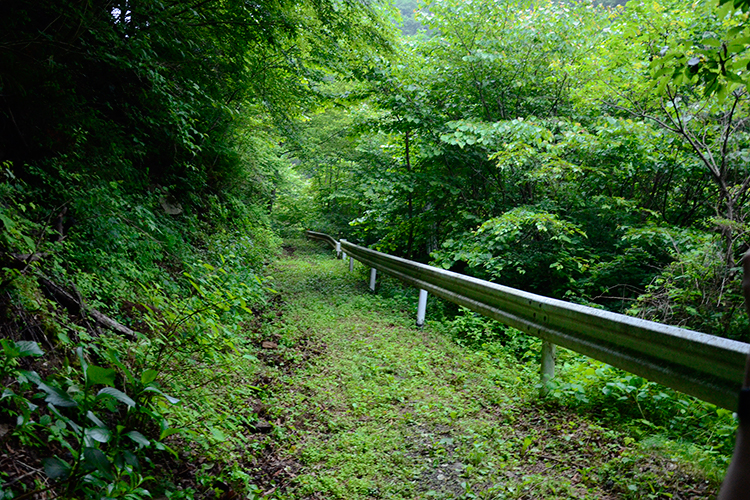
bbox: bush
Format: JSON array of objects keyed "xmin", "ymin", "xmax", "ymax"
[{"xmin": 631, "ymin": 234, "xmax": 748, "ymax": 341}]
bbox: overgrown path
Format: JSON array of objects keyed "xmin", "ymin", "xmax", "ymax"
[{"xmin": 249, "ymin": 240, "xmax": 719, "ymax": 499}]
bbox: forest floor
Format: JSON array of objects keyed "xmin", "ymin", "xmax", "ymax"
[{"xmin": 242, "ymin": 239, "xmax": 722, "ymax": 500}]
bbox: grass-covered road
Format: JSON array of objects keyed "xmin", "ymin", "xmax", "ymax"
[{"xmin": 245, "ymin": 239, "xmax": 720, "ymax": 499}]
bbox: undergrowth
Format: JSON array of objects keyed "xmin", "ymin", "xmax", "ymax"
[
  {"xmin": 1, "ymin": 215, "xmax": 735, "ymax": 499},
  {"xmin": 0, "ymin": 172, "xmax": 281, "ymax": 499},
  {"xmin": 240, "ymin": 239, "xmax": 726, "ymax": 499},
  {"xmin": 440, "ymin": 296, "xmax": 736, "ymax": 485}
]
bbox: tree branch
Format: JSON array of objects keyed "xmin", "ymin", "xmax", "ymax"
[{"xmin": 37, "ymin": 276, "xmax": 137, "ymax": 340}]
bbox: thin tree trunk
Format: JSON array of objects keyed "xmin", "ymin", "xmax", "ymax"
[{"xmin": 405, "ymin": 130, "xmax": 414, "ymax": 260}]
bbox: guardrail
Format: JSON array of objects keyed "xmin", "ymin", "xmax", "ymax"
[
  {"xmin": 307, "ymin": 231, "xmax": 340, "ymax": 255},
  {"xmin": 306, "ymin": 230, "xmax": 749, "ymax": 411}
]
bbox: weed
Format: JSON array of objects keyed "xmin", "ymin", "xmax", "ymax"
[{"xmin": 1, "ymin": 340, "xmax": 177, "ymax": 499}]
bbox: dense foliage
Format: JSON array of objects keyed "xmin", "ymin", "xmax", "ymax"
[
  {"xmin": 0, "ymin": 0, "xmax": 394, "ymax": 498},
  {"xmin": 2, "ymin": 0, "xmax": 750, "ymax": 497},
  {"xmin": 301, "ymin": 0, "xmax": 750, "ymax": 341}
]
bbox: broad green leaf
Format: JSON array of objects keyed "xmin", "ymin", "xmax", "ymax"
[
  {"xmin": 15, "ymin": 341, "xmax": 44, "ymax": 357},
  {"xmin": 43, "ymin": 457, "xmax": 71, "ymax": 480},
  {"xmin": 153, "ymin": 440, "xmax": 178, "ymax": 457},
  {"xmin": 39, "ymin": 382, "xmax": 78, "ymax": 408},
  {"xmin": 122, "ymin": 450, "xmax": 140, "ymax": 471},
  {"xmin": 20, "ymin": 235, "xmax": 35, "ymax": 251},
  {"xmin": 86, "ymin": 365, "xmax": 116, "ymax": 386},
  {"xmin": 86, "ymin": 427, "xmax": 111, "ymax": 443},
  {"xmin": 97, "ymin": 387, "xmax": 136, "ymax": 407},
  {"xmin": 718, "ymin": 82, "xmax": 728, "ymax": 102},
  {"xmin": 142, "ymin": 386, "xmax": 180, "ymax": 404},
  {"xmin": 211, "ymin": 427, "xmax": 226, "ymax": 442},
  {"xmin": 717, "ymin": 1, "xmax": 733, "ymax": 18},
  {"xmin": 0, "ymin": 213, "xmax": 15, "ymax": 230},
  {"xmin": 86, "ymin": 410, "xmax": 105, "ymax": 428},
  {"xmin": 728, "ymin": 26, "xmax": 745, "ymax": 37},
  {"xmin": 159, "ymin": 427, "xmax": 182, "ymax": 440},
  {"xmin": 655, "ymin": 76, "xmax": 669, "ymax": 95},
  {"xmin": 140, "ymin": 369, "xmax": 158, "ymax": 384},
  {"xmin": 83, "ymin": 447, "xmax": 114, "ymax": 480},
  {"xmin": 125, "ymin": 430, "xmax": 150, "ymax": 447},
  {"xmin": 727, "ymin": 36, "xmax": 750, "ymax": 52},
  {"xmin": 701, "ymin": 37, "xmax": 721, "ymax": 47}
]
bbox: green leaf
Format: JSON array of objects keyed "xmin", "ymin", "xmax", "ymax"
[
  {"xmin": 1, "ymin": 339, "xmax": 19, "ymax": 358},
  {"xmin": 104, "ymin": 349, "xmax": 136, "ymax": 385},
  {"xmin": 159, "ymin": 427, "xmax": 182, "ymax": 440},
  {"xmin": 125, "ymin": 430, "xmax": 150, "ymax": 447},
  {"xmin": 521, "ymin": 436, "xmax": 533, "ymax": 453},
  {"xmin": 97, "ymin": 387, "xmax": 136, "ymax": 407},
  {"xmin": 652, "ymin": 66, "xmax": 673, "ymax": 78},
  {"xmin": 122, "ymin": 450, "xmax": 140, "ymax": 471},
  {"xmin": 153, "ymin": 440, "xmax": 178, "ymax": 457},
  {"xmin": 0, "ymin": 213, "xmax": 15, "ymax": 230},
  {"xmin": 140, "ymin": 369, "xmax": 158, "ymax": 384},
  {"xmin": 84, "ymin": 447, "xmax": 114, "ymax": 480},
  {"xmin": 211, "ymin": 427, "xmax": 226, "ymax": 442},
  {"xmin": 717, "ymin": 82, "xmax": 728, "ymax": 102},
  {"xmin": 86, "ymin": 427, "xmax": 111, "ymax": 443},
  {"xmin": 86, "ymin": 365, "xmax": 116, "ymax": 386},
  {"xmin": 142, "ymin": 386, "xmax": 180, "ymax": 404},
  {"xmin": 717, "ymin": 1, "xmax": 734, "ymax": 18},
  {"xmin": 86, "ymin": 410, "xmax": 106, "ymax": 428},
  {"xmin": 15, "ymin": 341, "xmax": 44, "ymax": 357},
  {"xmin": 20, "ymin": 234, "xmax": 35, "ymax": 252},
  {"xmin": 76, "ymin": 346, "xmax": 88, "ymax": 375},
  {"xmin": 188, "ymin": 279, "xmax": 205, "ymax": 297},
  {"xmin": 43, "ymin": 457, "xmax": 71, "ymax": 480},
  {"xmin": 38, "ymin": 382, "xmax": 78, "ymax": 408},
  {"xmin": 727, "ymin": 36, "xmax": 750, "ymax": 52},
  {"xmin": 702, "ymin": 37, "xmax": 721, "ymax": 47}
]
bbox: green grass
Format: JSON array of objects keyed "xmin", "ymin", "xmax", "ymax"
[{"xmin": 232, "ymin": 239, "xmax": 724, "ymax": 499}]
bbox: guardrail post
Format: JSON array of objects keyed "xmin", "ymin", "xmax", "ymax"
[
  {"xmin": 336, "ymin": 242, "xmax": 341, "ymax": 259},
  {"xmin": 307, "ymin": 230, "xmax": 750, "ymax": 410},
  {"xmin": 540, "ymin": 341, "xmax": 556, "ymax": 397},
  {"xmin": 349, "ymin": 256, "xmax": 354, "ymax": 272},
  {"xmin": 416, "ymin": 289, "xmax": 428, "ymax": 327},
  {"xmin": 342, "ymin": 251, "xmax": 347, "ymax": 262},
  {"xmin": 369, "ymin": 268, "xmax": 377, "ymax": 291}
]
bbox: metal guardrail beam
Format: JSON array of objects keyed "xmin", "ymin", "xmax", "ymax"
[
  {"xmin": 306, "ymin": 230, "xmax": 749, "ymax": 409},
  {"xmin": 303, "ymin": 234, "xmax": 749, "ymax": 411},
  {"xmin": 307, "ymin": 230, "xmax": 338, "ymax": 249}
]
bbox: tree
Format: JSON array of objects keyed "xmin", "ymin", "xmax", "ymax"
[
  {"xmin": 580, "ymin": 0, "xmax": 750, "ymax": 268},
  {"xmin": 0, "ymin": 0, "xmax": 394, "ymax": 197}
]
